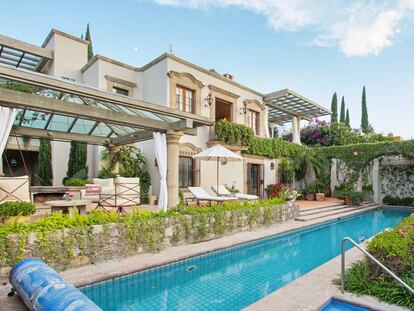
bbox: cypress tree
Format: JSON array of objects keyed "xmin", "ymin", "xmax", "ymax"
[
  {"xmin": 36, "ymin": 139, "xmax": 53, "ymax": 186},
  {"xmin": 330, "ymin": 92, "xmax": 338, "ymax": 123},
  {"xmin": 85, "ymin": 23, "xmax": 94, "ymax": 61},
  {"xmin": 340, "ymin": 96, "xmax": 346, "ymax": 123},
  {"xmin": 64, "ymin": 141, "xmax": 88, "ymax": 183},
  {"xmin": 361, "ymin": 86, "xmax": 370, "ymax": 133},
  {"xmin": 345, "ymin": 109, "xmax": 350, "ymax": 127}
]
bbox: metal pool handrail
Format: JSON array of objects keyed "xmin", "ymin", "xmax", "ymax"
[{"xmin": 341, "ymin": 237, "xmax": 414, "ymax": 295}]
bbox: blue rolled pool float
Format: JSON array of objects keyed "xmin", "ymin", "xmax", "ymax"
[{"xmin": 9, "ymin": 258, "xmax": 102, "ymax": 311}]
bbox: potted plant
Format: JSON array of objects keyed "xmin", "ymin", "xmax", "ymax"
[
  {"xmin": 304, "ymin": 183, "xmax": 316, "ymax": 201},
  {"xmin": 339, "ymin": 191, "xmax": 364, "ymax": 206},
  {"xmin": 0, "ymin": 201, "xmax": 36, "ymax": 224}
]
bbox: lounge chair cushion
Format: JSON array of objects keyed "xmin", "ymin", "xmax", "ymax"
[
  {"xmin": 211, "ymin": 185, "xmax": 259, "ymax": 201},
  {"xmin": 188, "ymin": 187, "xmax": 236, "ymax": 201}
]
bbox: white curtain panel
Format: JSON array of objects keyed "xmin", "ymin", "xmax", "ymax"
[
  {"xmin": 0, "ymin": 107, "xmax": 17, "ymax": 157},
  {"xmin": 153, "ymin": 132, "xmax": 168, "ymax": 211}
]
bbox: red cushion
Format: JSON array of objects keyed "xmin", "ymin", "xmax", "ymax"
[{"xmin": 85, "ymin": 184, "xmax": 102, "ymax": 195}]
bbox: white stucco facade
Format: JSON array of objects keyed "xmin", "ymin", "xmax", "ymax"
[{"xmin": 4, "ymin": 28, "xmax": 319, "ymax": 199}]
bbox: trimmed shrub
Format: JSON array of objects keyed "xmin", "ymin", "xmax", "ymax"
[
  {"xmin": 383, "ymin": 195, "xmax": 414, "ymax": 207},
  {"xmin": 63, "ymin": 178, "xmax": 91, "ymax": 187},
  {"xmin": 0, "ymin": 201, "xmax": 36, "ymax": 217}
]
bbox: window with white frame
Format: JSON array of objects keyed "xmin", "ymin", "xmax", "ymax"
[{"xmin": 176, "ymin": 85, "xmax": 194, "ymax": 113}]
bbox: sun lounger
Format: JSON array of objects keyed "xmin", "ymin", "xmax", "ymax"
[
  {"xmin": 188, "ymin": 187, "xmax": 237, "ymax": 206},
  {"xmin": 211, "ymin": 185, "xmax": 259, "ymax": 201}
]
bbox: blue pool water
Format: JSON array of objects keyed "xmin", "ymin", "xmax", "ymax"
[
  {"xmin": 81, "ymin": 209, "xmax": 410, "ymax": 311},
  {"xmin": 320, "ymin": 299, "xmax": 371, "ymax": 311}
]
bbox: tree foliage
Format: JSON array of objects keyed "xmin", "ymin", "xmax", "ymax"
[
  {"xmin": 36, "ymin": 139, "xmax": 53, "ymax": 186},
  {"xmin": 340, "ymin": 96, "xmax": 346, "ymax": 123},
  {"xmin": 345, "ymin": 109, "xmax": 350, "ymax": 127},
  {"xmin": 63, "ymin": 142, "xmax": 88, "ymax": 184},
  {"xmin": 330, "ymin": 92, "xmax": 338, "ymax": 123},
  {"xmin": 85, "ymin": 23, "xmax": 94, "ymax": 61},
  {"xmin": 361, "ymin": 86, "xmax": 371, "ymax": 133}
]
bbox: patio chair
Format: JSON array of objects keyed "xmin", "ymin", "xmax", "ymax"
[
  {"xmin": 188, "ymin": 187, "xmax": 237, "ymax": 206},
  {"xmin": 211, "ymin": 185, "xmax": 259, "ymax": 202},
  {"xmin": 99, "ymin": 177, "xmax": 140, "ymax": 214},
  {"xmin": 80, "ymin": 178, "xmax": 115, "ymax": 203},
  {"xmin": 0, "ymin": 175, "xmax": 31, "ymax": 203}
]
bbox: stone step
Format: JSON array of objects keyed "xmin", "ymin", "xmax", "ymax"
[
  {"xmin": 295, "ymin": 205, "xmax": 375, "ymax": 222},
  {"xmin": 300, "ymin": 204, "xmax": 349, "ymax": 216}
]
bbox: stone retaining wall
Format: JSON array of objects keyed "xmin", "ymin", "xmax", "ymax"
[{"xmin": 0, "ymin": 203, "xmax": 299, "ymax": 277}]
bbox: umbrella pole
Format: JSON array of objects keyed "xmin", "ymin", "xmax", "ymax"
[{"xmin": 217, "ymin": 158, "xmax": 219, "ymax": 194}]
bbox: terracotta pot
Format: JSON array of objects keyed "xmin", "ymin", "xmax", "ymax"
[
  {"xmin": 344, "ymin": 195, "xmax": 351, "ymax": 205},
  {"xmin": 305, "ymin": 193, "xmax": 315, "ymax": 201},
  {"xmin": 315, "ymin": 193, "xmax": 325, "ymax": 201}
]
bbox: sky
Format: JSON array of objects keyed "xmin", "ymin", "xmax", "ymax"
[{"xmin": 1, "ymin": 0, "xmax": 414, "ymax": 138}]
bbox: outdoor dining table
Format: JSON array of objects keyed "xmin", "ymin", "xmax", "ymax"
[{"xmin": 44, "ymin": 199, "xmax": 91, "ymax": 215}]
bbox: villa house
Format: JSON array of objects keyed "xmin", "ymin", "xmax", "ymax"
[{"xmin": 0, "ymin": 29, "xmax": 330, "ymax": 206}]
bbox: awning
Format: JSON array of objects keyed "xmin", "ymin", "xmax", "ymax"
[
  {"xmin": 0, "ymin": 34, "xmax": 52, "ymax": 72},
  {"xmin": 264, "ymin": 89, "xmax": 331, "ymax": 125},
  {"xmin": 0, "ymin": 64, "xmax": 213, "ymax": 146}
]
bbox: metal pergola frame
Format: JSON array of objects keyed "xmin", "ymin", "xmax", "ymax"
[
  {"xmin": 264, "ymin": 88, "xmax": 331, "ymax": 124},
  {"xmin": 0, "ymin": 64, "xmax": 213, "ymax": 146}
]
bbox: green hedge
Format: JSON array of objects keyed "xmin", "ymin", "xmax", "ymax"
[
  {"xmin": 343, "ymin": 214, "xmax": 414, "ymax": 309},
  {"xmin": 383, "ymin": 195, "xmax": 414, "ymax": 207},
  {"xmin": 0, "ymin": 202, "xmax": 36, "ymax": 217}
]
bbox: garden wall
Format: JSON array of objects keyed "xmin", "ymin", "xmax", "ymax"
[
  {"xmin": 0, "ymin": 203, "xmax": 299, "ymax": 277},
  {"xmin": 330, "ymin": 156, "xmax": 414, "ymax": 202}
]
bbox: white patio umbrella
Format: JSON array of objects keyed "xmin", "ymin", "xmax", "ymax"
[{"xmin": 193, "ymin": 144, "xmax": 242, "ymax": 191}]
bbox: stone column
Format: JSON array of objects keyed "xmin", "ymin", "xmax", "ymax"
[
  {"xmin": 330, "ymin": 158, "xmax": 338, "ymax": 195},
  {"xmin": 291, "ymin": 116, "xmax": 301, "ymax": 144},
  {"xmin": 107, "ymin": 145, "xmax": 121, "ymax": 175},
  {"xmin": 372, "ymin": 158, "xmax": 380, "ymax": 203},
  {"xmin": 166, "ymin": 130, "xmax": 183, "ymax": 208}
]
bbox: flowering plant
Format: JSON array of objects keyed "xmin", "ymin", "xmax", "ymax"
[
  {"xmin": 279, "ymin": 186, "xmax": 300, "ymax": 201},
  {"xmin": 266, "ymin": 182, "xmax": 290, "ymax": 198},
  {"xmin": 266, "ymin": 183, "xmax": 300, "ymax": 201},
  {"xmin": 62, "ymin": 192, "xmax": 74, "ymax": 201}
]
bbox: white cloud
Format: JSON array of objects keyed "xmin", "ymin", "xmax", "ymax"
[{"xmin": 152, "ymin": 0, "xmax": 414, "ymax": 56}]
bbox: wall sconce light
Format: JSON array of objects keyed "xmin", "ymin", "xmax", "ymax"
[
  {"xmin": 204, "ymin": 94, "xmax": 213, "ymax": 108},
  {"xmin": 270, "ymin": 162, "xmax": 275, "ymax": 170},
  {"xmin": 221, "ymin": 159, "xmax": 227, "ymax": 165},
  {"xmin": 240, "ymin": 103, "xmax": 248, "ymax": 115}
]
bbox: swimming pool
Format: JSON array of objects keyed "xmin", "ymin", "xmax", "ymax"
[{"xmin": 81, "ymin": 209, "xmax": 410, "ymax": 310}]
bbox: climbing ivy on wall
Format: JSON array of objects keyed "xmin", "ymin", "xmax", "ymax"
[
  {"xmin": 316, "ymin": 140, "xmax": 414, "ymax": 181},
  {"xmin": 214, "ymin": 120, "xmax": 307, "ymax": 158}
]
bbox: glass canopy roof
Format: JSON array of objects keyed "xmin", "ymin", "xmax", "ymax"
[
  {"xmin": 3, "ymin": 83, "xmax": 181, "ymax": 142},
  {"xmin": 0, "ymin": 65, "xmax": 212, "ymax": 145},
  {"xmin": 0, "ymin": 34, "xmax": 53, "ymax": 72},
  {"xmin": 264, "ymin": 89, "xmax": 331, "ymax": 125}
]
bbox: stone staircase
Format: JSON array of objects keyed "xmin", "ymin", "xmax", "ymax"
[{"xmin": 295, "ymin": 202, "xmax": 378, "ymax": 222}]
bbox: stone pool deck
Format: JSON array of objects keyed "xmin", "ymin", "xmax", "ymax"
[{"xmin": 0, "ymin": 205, "xmax": 391, "ymax": 311}]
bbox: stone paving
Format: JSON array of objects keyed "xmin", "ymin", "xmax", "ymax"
[{"xmin": 0, "ymin": 205, "xmax": 379, "ymax": 311}]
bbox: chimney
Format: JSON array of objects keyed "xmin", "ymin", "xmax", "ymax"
[{"xmin": 223, "ymin": 73, "xmax": 234, "ymax": 80}]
